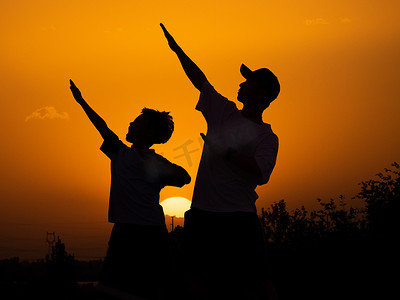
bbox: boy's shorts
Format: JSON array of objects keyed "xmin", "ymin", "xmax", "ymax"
[{"xmin": 102, "ymin": 223, "xmax": 169, "ymax": 298}]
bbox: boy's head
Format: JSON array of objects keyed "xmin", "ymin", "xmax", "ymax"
[{"xmin": 126, "ymin": 108, "xmax": 174, "ymax": 146}]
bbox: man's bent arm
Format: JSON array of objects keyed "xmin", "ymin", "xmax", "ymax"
[
  {"xmin": 69, "ymin": 79, "xmax": 113, "ymax": 139},
  {"xmin": 160, "ymin": 23, "xmax": 207, "ymax": 91},
  {"xmin": 228, "ymin": 152, "xmax": 263, "ymax": 180},
  {"xmin": 200, "ymin": 133, "xmax": 263, "ymax": 180}
]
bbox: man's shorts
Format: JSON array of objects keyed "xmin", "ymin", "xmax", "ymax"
[{"xmin": 183, "ymin": 207, "xmax": 267, "ymax": 285}]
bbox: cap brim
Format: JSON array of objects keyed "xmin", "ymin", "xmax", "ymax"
[{"xmin": 240, "ymin": 64, "xmax": 253, "ymax": 79}]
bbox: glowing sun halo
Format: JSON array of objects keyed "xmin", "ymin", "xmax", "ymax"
[{"xmin": 160, "ymin": 197, "xmax": 191, "ymax": 218}]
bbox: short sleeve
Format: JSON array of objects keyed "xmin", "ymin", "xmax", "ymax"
[
  {"xmin": 196, "ymin": 81, "xmax": 237, "ymax": 129},
  {"xmin": 100, "ymin": 131, "xmax": 124, "ymax": 159},
  {"xmin": 254, "ymin": 133, "xmax": 279, "ymax": 185}
]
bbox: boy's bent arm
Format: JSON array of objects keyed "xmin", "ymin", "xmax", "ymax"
[
  {"xmin": 161, "ymin": 163, "xmax": 191, "ymax": 188},
  {"xmin": 69, "ymin": 79, "xmax": 114, "ymax": 139},
  {"xmin": 160, "ymin": 23, "xmax": 207, "ymax": 91}
]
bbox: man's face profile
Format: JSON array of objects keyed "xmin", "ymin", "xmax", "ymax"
[{"xmin": 237, "ymin": 78, "xmax": 267, "ymax": 105}]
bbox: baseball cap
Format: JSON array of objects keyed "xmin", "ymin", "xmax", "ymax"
[{"xmin": 240, "ymin": 64, "xmax": 280, "ymax": 102}]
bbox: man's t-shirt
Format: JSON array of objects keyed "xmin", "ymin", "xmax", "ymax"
[
  {"xmin": 192, "ymin": 81, "xmax": 279, "ymax": 213},
  {"xmin": 100, "ymin": 132, "xmax": 177, "ymax": 226}
]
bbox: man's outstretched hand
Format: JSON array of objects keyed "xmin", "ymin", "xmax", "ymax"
[
  {"xmin": 160, "ymin": 23, "xmax": 207, "ymax": 90},
  {"xmin": 69, "ymin": 79, "xmax": 84, "ymax": 103},
  {"xmin": 160, "ymin": 23, "xmax": 180, "ymax": 52}
]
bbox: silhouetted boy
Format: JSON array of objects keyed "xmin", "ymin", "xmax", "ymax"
[
  {"xmin": 161, "ymin": 24, "xmax": 280, "ymax": 299},
  {"xmin": 69, "ymin": 80, "xmax": 191, "ymax": 300}
]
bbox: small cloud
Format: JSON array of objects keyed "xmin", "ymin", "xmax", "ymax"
[
  {"xmin": 25, "ymin": 106, "xmax": 69, "ymax": 122},
  {"xmin": 340, "ymin": 18, "xmax": 351, "ymax": 23},
  {"xmin": 305, "ymin": 18, "xmax": 329, "ymax": 26}
]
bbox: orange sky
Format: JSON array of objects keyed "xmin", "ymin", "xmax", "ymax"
[{"xmin": 1, "ymin": 0, "xmax": 400, "ymax": 259}]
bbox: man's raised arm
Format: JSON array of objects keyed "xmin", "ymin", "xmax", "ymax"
[
  {"xmin": 160, "ymin": 23, "xmax": 207, "ymax": 91},
  {"xmin": 69, "ymin": 79, "xmax": 113, "ymax": 139}
]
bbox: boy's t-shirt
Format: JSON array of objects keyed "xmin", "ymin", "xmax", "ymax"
[
  {"xmin": 192, "ymin": 80, "xmax": 279, "ymax": 213},
  {"xmin": 100, "ymin": 132, "xmax": 176, "ymax": 226}
]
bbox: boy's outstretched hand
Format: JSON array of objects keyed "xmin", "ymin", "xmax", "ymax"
[
  {"xmin": 160, "ymin": 23, "xmax": 180, "ymax": 52},
  {"xmin": 69, "ymin": 79, "xmax": 84, "ymax": 103}
]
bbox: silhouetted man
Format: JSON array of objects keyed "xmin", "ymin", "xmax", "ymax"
[
  {"xmin": 69, "ymin": 80, "xmax": 191, "ymax": 300},
  {"xmin": 161, "ymin": 24, "xmax": 280, "ymax": 299}
]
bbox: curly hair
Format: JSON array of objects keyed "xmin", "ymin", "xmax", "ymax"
[{"xmin": 141, "ymin": 108, "xmax": 174, "ymax": 144}]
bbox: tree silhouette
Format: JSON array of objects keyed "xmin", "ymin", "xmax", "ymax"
[
  {"xmin": 45, "ymin": 236, "xmax": 75, "ymax": 285},
  {"xmin": 352, "ymin": 162, "xmax": 399, "ymax": 298},
  {"xmin": 259, "ymin": 162, "xmax": 399, "ymax": 299},
  {"xmin": 354, "ymin": 162, "xmax": 399, "ymax": 240}
]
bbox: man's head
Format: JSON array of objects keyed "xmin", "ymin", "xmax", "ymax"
[
  {"xmin": 237, "ymin": 64, "xmax": 280, "ymax": 110},
  {"xmin": 126, "ymin": 108, "xmax": 174, "ymax": 146}
]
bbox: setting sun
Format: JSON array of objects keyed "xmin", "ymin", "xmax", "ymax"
[{"xmin": 160, "ymin": 197, "xmax": 191, "ymax": 218}]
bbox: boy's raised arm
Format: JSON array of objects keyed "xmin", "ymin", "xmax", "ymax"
[
  {"xmin": 69, "ymin": 79, "xmax": 114, "ymax": 139},
  {"xmin": 160, "ymin": 23, "xmax": 207, "ymax": 91}
]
